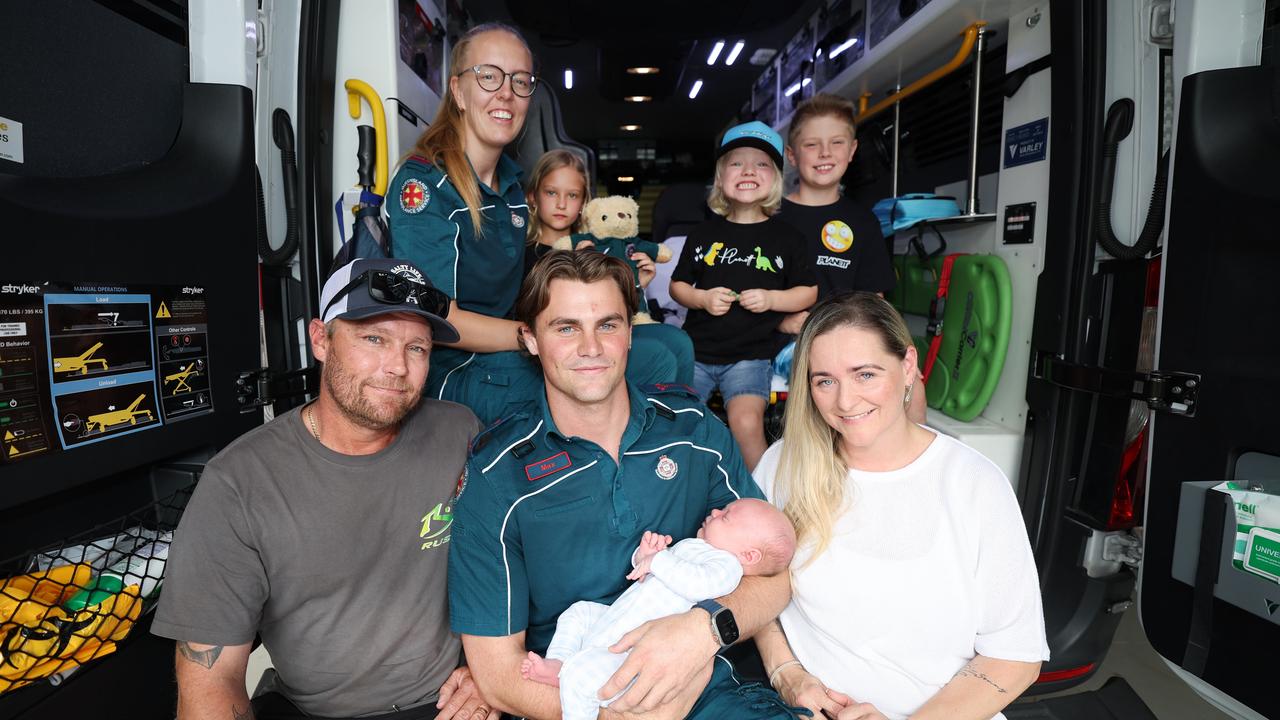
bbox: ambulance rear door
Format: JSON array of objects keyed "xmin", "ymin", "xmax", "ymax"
[{"xmin": 1137, "ymin": 36, "xmax": 1280, "ymax": 720}]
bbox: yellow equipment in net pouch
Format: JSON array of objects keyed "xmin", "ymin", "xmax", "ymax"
[{"xmin": 0, "ymin": 568, "xmax": 142, "ymax": 694}]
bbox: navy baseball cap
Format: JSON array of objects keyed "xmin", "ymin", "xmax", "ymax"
[
  {"xmin": 319, "ymin": 258, "xmax": 459, "ymax": 343},
  {"xmin": 718, "ymin": 120, "xmax": 785, "ymax": 169}
]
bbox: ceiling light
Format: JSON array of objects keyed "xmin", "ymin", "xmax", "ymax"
[
  {"xmin": 564, "ymin": 69, "xmax": 574, "ymax": 90},
  {"xmin": 689, "ymin": 80, "xmax": 703, "ymax": 99},
  {"xmin": 624, "ymin": 95, "xmax": 652, "ymax": 103},
  {"xmin": 785, "ymin": 79, "xmax": 811, "ymax": 97},
  {"xmin": 626, "ymin": 67, "xmax": 660, "ymax": 75},
  {"xmin": 725, "ymin": 41, "xmax": 745, "ymax": 65},
  {"xmin": 620, "ymin": 124, "xmax": 642, "ymax": 131},
  {"xmin": 829, "ymin": 38, "xmax": 859, "ymax": 59},
  {"xmin": 617, "ymin": 176, "xmax": 635, "ymax": 182},
  {"xmin": 706, "ymin": 41, "xmax": 725, "ymax": 65},
  {"xmin": 814, "ymin": 47, "xmax": 823, "ymax": 59}
]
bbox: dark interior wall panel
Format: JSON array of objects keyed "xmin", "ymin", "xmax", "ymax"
[
  {"xmin": 1142, "ymin": 65, "xmax": 1280, "ymax": 720},
  {"xmin": 0, "ymin": 0, "xmax": 187, "ymax": 178},
  {"xmin": 0, "ymin": 83, "xmax": 262, "ymax": 511}
]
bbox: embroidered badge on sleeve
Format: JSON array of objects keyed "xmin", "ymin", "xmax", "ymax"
[{"xmin": 400, "ymin": 178, "xmax": 430, "ymax": 214}]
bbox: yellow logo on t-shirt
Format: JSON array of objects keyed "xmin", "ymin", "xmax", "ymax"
[
  {"xmin": 821, "ymin": 221, "xmax": 854, "ymax": 253},
  {"xmin": 420, "ymin": 503, "xmax": 453, "ymax": 551}
]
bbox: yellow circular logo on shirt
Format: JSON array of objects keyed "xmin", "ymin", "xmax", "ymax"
[{"xmin": 821, "ymin": 221, "xmax": 854, "ymax": 253}]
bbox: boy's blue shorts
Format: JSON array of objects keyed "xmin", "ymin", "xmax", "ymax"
[{"xmin": 692, "ymin": 358, "xmax": 773, "ymax": 403}]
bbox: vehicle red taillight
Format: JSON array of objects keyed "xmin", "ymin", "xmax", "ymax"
[
  {"xmin": 1108, "ymin": 426, "xmax": 1146, "ymax": 529},
  {"xmin": 1107, "ymin": 256, "xmax": 1162, "ymax": 531}
]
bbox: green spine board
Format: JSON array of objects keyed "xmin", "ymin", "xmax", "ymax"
[{"xmin": 924, "ymin": 255, "xmax": 1012, "ymax": 422}]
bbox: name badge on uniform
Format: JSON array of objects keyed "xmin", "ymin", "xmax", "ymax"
[
  {"xmin": 526, "ymin": 451, "xmax": 571, "ymax": 481},
  {"xmin": 655, "ymin": 455, "xmax": 678, "ymax": 480}
]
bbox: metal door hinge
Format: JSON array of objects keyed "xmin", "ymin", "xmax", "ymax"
[{"xmin": 1036, "ymin": 354, "xmax": 1200, "ymax": 416}]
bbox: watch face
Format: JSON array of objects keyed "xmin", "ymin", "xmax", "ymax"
[{"xmin": 713, "ymin": 609, "xmax": 740, "ymax": 646}]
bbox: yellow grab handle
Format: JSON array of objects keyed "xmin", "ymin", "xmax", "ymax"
[
  {"xmin": 344, "ymin": 78, "xmax": 389, "ymax": 197},
  {"xmin": 856, "ymin": 21, "xmax": 987, "ymax": 125}
]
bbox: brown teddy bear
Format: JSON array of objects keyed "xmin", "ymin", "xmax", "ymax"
[{"xmin": 553, "ymin": 195, "xmax": 672, "ymax": 323}]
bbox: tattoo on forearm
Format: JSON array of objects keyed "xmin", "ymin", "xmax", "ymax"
[
  {"xmin": 177, "ymin": 641, "xmax": 224, "ymax": 669},
  {"xmin": 955, "ymin": 662, "xmax": 1009, "ymax": 694},
  {"xmin": 232, "ymin": 704, "xmax": 253, "ymax": 720}
]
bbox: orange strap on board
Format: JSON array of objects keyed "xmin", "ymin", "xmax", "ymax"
[{"xmin": 922, "ymin": 254, "xmax": 963, "ymax": 384}]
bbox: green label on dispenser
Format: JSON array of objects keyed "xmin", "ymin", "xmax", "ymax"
[{"xmin": 1243, "ymin": 528, "xmax": 1280, "ymax": 582}]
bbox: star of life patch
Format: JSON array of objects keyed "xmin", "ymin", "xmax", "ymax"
[
  {"xmin": 511, "ymin": 211, "xmax": 526, "ymax": 228},
  {"xmin": 655, "ymin": 455, "xmax": 678, "ymax": 480},
  {"xmin": 400, "ymin": 178, "xmax": 429, "ymax": 214}
]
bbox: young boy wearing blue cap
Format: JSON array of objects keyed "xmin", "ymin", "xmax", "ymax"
[{"xmin": 669, "ymin": 121, "xmax": 817, "ymax": 469}]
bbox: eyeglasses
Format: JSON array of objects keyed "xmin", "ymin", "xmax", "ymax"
[
  {"xmin": 458, "ymin": 64, "xmax": 538, "ymax": 98},
  {"xmin": 322, "ymin": 270, "xmax": 451, "ymax": 320}
]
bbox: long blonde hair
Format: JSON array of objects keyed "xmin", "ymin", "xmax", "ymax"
[
  {"xmin": 524, "ymin": 149, "xmax": 590, "ymax": 246},
  {"xmin": 776, "ymin": 293, "xmax": 914, "ymax": 563},
  {"xmin": 707, "ymin": 152, "xmax": 784, "ymax": 217},
  {"xmin": 411, "ymin": 22, "xmax": 532, "ymax": 237}
]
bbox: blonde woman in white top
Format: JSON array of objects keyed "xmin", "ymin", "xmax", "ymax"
[{"xmin": 752, "ymin": 292, "xmax": 1050, "ymax": 720}]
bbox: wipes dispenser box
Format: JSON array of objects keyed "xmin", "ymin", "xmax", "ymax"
[{"xmin": 1214, "ymin": 479, "xmax": 1280, "ymax": 583}]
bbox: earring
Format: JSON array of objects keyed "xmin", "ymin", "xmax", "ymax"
[{"xmin": 904, "ymin": 382, "xmax": 914, "ymax": 406}]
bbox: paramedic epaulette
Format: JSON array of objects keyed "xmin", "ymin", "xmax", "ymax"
[
  {"xmin": 468, "ymin": 408, "xmax": 532, "ymax": 458},
  {"xmin": 640, "ymin": 383, "xmax": 706, "ymax": 421}
]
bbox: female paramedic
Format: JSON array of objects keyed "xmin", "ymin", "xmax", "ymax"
[
  {"xmin": 387, "ymin": 24, "xmax": 679, "ymax": 424},
  {"xmin": 752, "ymin": 293, "xmax": 1049, "ymax": 720}
]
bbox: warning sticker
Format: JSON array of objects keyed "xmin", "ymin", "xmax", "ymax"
[{"xmin": 0, "ymin": 116, "xmax": 24, "ymax": 165}]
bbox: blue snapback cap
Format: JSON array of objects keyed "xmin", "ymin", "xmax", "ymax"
[{"xmin": 718, "ymin": 120, "xmax": 785, "ymax": 169}]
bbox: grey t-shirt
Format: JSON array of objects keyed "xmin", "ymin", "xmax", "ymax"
[{"xmin": 152, "ymin": 399, "xmax": 480, "ymax": 717}]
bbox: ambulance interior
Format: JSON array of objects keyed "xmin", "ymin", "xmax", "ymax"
[{"xmin": 0, "ymin": 0, "xmax": 1277, "ymax": 718}]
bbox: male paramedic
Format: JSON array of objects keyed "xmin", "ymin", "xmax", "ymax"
[
  {"xmin": 448, "ymin": 251, "xmax": 797, "ymax": 720},
  {"xmin": 154, "ymin": 258, "xmax": 499, "ymax": 720}
]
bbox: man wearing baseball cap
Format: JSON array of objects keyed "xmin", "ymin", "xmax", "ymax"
[{"xmin": 154, "ymin": 258, "xmax": 499, "ymax": 720}]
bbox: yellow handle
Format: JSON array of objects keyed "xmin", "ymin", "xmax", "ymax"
[
  {"xmin": 856, "ymin": 22, "xmax": 987, "ymax": 125},
  {"xmin": 344, "ymin": 78, "xmax": 389, "ymax": 197}
]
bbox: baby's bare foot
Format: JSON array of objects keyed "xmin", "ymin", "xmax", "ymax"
[{"xmin": 521, "ymin": 651, "xmax": 563, "ymax": 687}]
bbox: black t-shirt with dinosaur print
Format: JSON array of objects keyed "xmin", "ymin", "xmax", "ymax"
[{"xmin": 672, "ymin": 215, "xmax": 815, "ymax": 363}]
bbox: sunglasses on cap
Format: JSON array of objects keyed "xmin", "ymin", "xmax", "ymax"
[{"xmin": 322, "ymin": 269, "xmax": 450, "ymax": 321}]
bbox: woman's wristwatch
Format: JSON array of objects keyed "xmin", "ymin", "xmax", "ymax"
[{"xmin": 694, "ymin": 599, "xmax": 740, "ymax": 650}]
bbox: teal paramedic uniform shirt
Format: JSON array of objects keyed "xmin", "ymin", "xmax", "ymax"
[
  {"xmin": 387, "ymin": 154, "xmax": 529, "ymax": 390},
  {"xmin": 387, "ymin": 153, "xmax": 527, "ymax": 318},
  {"xmin": 448, "ymin": 383, "xmax": 764, "ymax": 654}
]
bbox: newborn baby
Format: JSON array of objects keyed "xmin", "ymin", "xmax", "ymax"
[{"xmin": 520, "ymin": 498, "xmax": 796, "ymax": 720}]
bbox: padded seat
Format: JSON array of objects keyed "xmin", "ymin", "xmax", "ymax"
[{"xmin": 506, "ymin": 84, "xmax": 596, "ymax": 185}]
